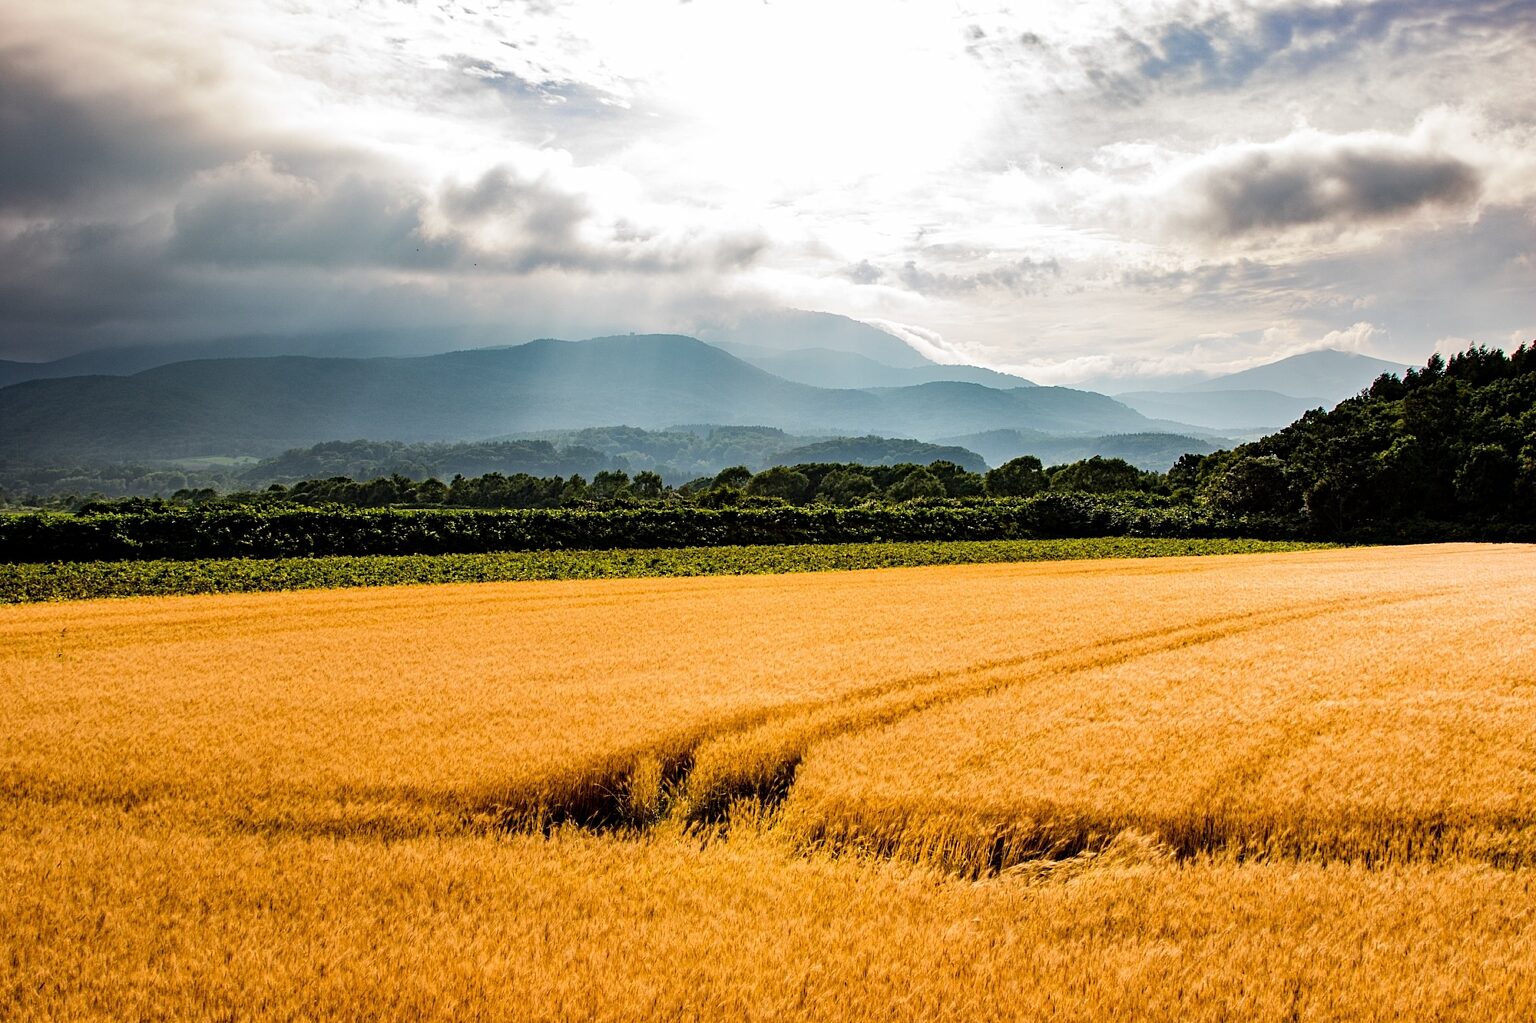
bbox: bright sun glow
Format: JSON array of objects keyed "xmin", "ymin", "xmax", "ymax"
[{"xmin": 608, "ymin": 2, "xmax": 994, "ymax": 189}]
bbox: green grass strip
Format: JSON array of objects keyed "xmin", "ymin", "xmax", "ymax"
[{"xmin": 0, "ymin": 538, "xmax": 1336, "ymax": 604}]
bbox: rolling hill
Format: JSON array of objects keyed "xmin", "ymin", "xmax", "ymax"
[
  {"xmin": 769, "ymin": 436, "xmax": 987, "ymax": 474},
  {"xmin": 0, "ymin": 326, "xmax": 532, "ymax": 389},
  {"xmin": 0, "ymin": 334, "xmax": 1161, "ymax": 462},
  {"xmin": 1109, "ymin": 349, "xmax": 1415, "ymax": 431},
  {"xmin": 1114, "ymin": 389, "xmax": 1327, "ymax": 431},
  {"xmin": 938, "ymin": 429, "xmax": 1227, "ymax": 472},
  {"xmin": 694, "ymin": 309, "xmax": 934, "ymax": 367},
  {"xmin": 711, "ymin": 343, "xmax": 1036, "ymax": 390},
  {"xmin": 0, "ymin": 309, "xmax": 943, "ymax": 388}
]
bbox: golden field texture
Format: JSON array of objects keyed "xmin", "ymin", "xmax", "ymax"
[
  {"xmin": 3, "ymin": 544, "xmax": 1508, "ymax": 833},
  {"xmin": 780, "ymin": 550, "xmax": 1536, "ymax": 873},
  {"xmin": 5, "ymin": 807, "xmax": 1535, "ymax": 1023},
  {"xmin": 4, "ymin": 544, "xmax": 1536, "ymax": 1020}
]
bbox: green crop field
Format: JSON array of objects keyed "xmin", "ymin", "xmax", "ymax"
[{"xmin": 0, "ymin": 537, "xmax": 1328, "ymax": 603}]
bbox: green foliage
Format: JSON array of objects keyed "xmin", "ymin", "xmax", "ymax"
[
  {"xmin": 1199, "ymin": 455, "xmax": 1294, "ymax": 517},
  {"xmin": 746, "ymin": 466, "xmax": 813, "ymax": 504},
  {"xmin": 948, "ymin": 430, "xmax": 1220, "ymax": 474},
  {"xmin": 446, "ymin": 472, "xmax": 564, "ymax": 509},
  {"xmin": 0, "ymin": 538, "xmax": 1333, "ymax": 604},
  {"xmin": 589, "ymin": 470, "xmax": 633, "ymax": 502},
  {"xmin": 816, "ymin": 469, "xmax": 879, "ymax": 506},
  {"xmin": 632, "ymin": 471, "xmax": 665, "ymax": 499},
  {"xmin": 0, "ymin": 493, "xmax": 1270, "ymax": 564},
  {"xmin": 1183, "ymin": 343, "xmax": 1536, "ymax": 535},
  {"xmin": 10, "ymin": 344, "xmax": 1528, "ymax": 551},
  {"xmin": 985, "ymin": 456, "xmax": 1047, "ymax": 498},
  {"xmin": 885, "ymin": 467, "xmax": 946, "ymax": 502},
  {"xmin": 712, "ymin": 465, "xmax": 754, "ymax": 491},
  {"xmin": 926, "ymin": 460, "xmax": 987, "ymax": 498},
  {"xmin": 1047, "ymin": 456, "xmax": 1162, "ymax": 495},
  {"xmin": 1454, "ymin": 444, "xmax": 1517, "ymax": 511},
  {"xmin": 254, "ymin": 438, "xmax": 602, "ymax": 483}
]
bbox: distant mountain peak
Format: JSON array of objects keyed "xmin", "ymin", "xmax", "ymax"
[
  {"xmin": 694, "ymin": 309, "xmax": 935, "ymax": 369},
  {"xmin": 1109, "ymin": 348, "xmax": 1417, "ymax": 431},
  {"xmin": 1189, "ymin": 348, "xmax": 1411, "ymax": 401},
  {"xmin": 709, "ymin": 341, "xmax": 1035, "ymax": 391}
]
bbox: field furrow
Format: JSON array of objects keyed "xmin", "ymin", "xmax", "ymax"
[
  {"xmin": 676, "ymin": 585, "xmax": 1450, "ymax": 823},
  {"xmin": 1, "ymin": 546, "xmax": 1436, "ymax": 832},
  {"xmin": 779, "ymin": 574, "xmax": 1536, "ymax": 872}
]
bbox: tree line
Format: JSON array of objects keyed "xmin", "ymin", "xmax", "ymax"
[
  {"xmin": 1177, "ymin": 344, "xmax": 1535, "ymax": 535},
  {"xmin": 93, "ymin": 455, "xmax": 1167, "ymax": 514}
]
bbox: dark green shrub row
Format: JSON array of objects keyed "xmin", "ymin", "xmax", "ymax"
[
  {"xmin": 0, "ymin": 495, "xmax": 1294, "ymax": 563},
  {"xmin": 0, "ymin": 538, "xmax": 1335, "ymax": 603}
]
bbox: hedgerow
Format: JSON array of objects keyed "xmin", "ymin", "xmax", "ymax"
[{"xmin": 0, "ymin": 495, "xmax": 1292, "ymax": 563}]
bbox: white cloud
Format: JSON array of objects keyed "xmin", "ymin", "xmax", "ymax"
[
  {"xmin": 1262, "ymin": 320, "xmax": 1389, "ymax": 358},
  {"xmin": 862, "ymin": 319, "xmax": 968, "ymax": 366}
]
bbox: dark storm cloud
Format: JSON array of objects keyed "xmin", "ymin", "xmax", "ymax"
[
  {"xmin": 170, "ymin": 157, "xmax": 462, "ymax": 270},
  {"xmin": 0, "ymin": 57, "xmax": 230, "ymax": 212},
  {"xmin": 1282, "ymin": 204, "xmax": 1536, "ymax": 336},
  {"xmin": 1122, "ymin": 258, "xmax": 1303, "ymax": 297},
  {"xmin": 440, "ymin": 164, "xmax": 590, "ymax": 232},
  {"xmin": 440, "ymin": 164, "xmax": 768, "ymax": 274},
  {"xmin": 0, "ymin": 218, "xmax": 169, "ymax": 333},
  {"xmin": 0, "ymin": 35, "xmax": 769, "ymax": 360},
  {"xmin": 1171, "ymin": 133, "xmax": 1482, "ymax": 238},
  {"xmin": 0, "ymin": 144, "xmax": 768, "ymax": 355},
  {"xmin": 170, "ymin": 157, "xmax": 762, "ymax": 278},
  {"xmin": 1099, "ymin": 0, "xmax": 1536, "ymax": 98}
]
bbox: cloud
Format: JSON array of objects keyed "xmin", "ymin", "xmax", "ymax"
[
  {"xmin": 1, "ymin": 0, "xmax": 1533, "ymax": 379},
  {"xmin": 895, "ymin": 257, "xmax": 1061, "ymax": 296},
  {"xmin": 1261, "ymin": 319, "xmax": 1389, "ymax": 358},
  {"xmin": 169, "ymin": 155, "xmax": 458, "ymax": 270},
  {"xmin": 1110, "ymin": 0, "xmax": 1536, "ymax": 96},
  {"xmin": 861, "ymin": 318, "xmax": 968, "ymax": 365},
  {"xmin": 1153, "ymin": 124, "xmax": 1482, "ymax": 241},
  {"xmin": 0, "ymin": 58, "xmax": 231, "ymax": 214},
  {"xmin": 0, "ymin": 206, "xmax": 776, "ymax": 358},
  {"xmin": 437, "ymin": 163, "xmax": 768, "ymax": 274},
  {"xmin": 0, "ymin": 217, "xmax": 169, "ymax": 337},
  {"xmin": 841, "ymin": 259, "xmax": 885, "ymax": 285}
]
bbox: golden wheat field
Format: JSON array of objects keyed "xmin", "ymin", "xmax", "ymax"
[{"xmin": 4, "ymin": 543, "xmax": 1536, "ymax": 1021}]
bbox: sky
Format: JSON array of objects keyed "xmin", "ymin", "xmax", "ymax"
[{"xmin": 2, "ymin": 0, "xmax": 1534, "ymax": 383}]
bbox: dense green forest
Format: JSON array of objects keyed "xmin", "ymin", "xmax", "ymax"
[
  {"xmin": 2, "ymin": 346, "xmax": 1531, "ymax": 562},
  {"xmin": 1179, "ymin": 344, "xmax": 1536, "ymax": 534}
]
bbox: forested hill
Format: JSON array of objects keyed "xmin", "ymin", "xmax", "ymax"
[{"xmin": 1183, "ymin": 345, "xmax": 1536, "ymax": 535}]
